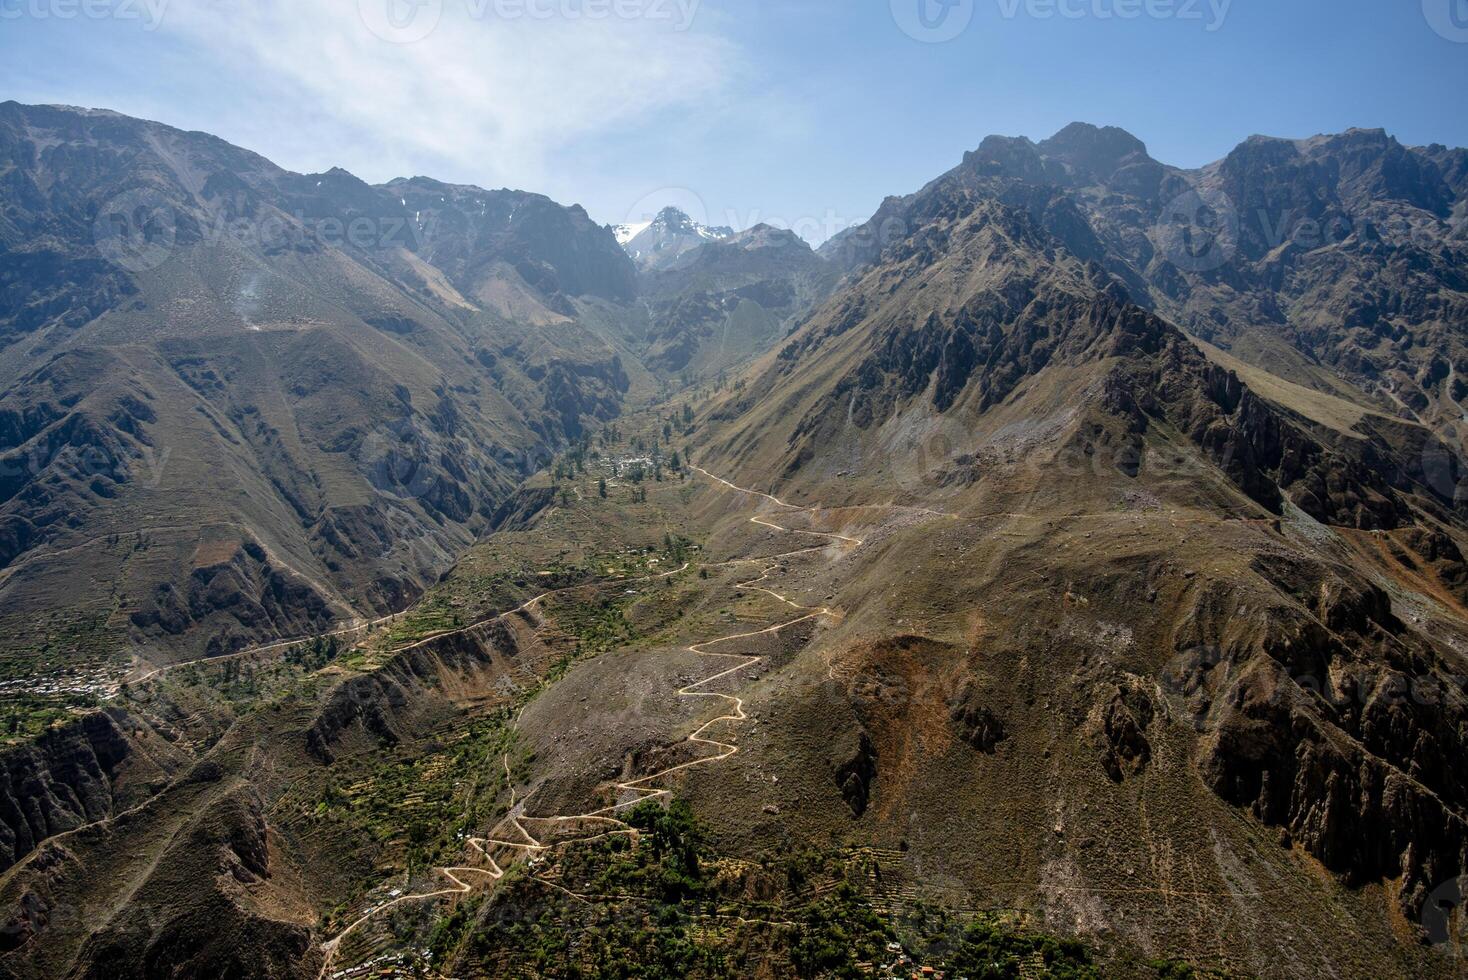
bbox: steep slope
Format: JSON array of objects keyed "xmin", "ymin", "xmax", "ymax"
[
  {"xmin": 638, "ymin": 224, "xmax": 840, "ymax": 378},
  {"xmin": 696, "ymin": 158, "xmax": 1468, "ymax": 973},
  {"xmin": 1173, "ymin": 130, "xmax": 1468, "ymax": 429},
  {"xmin": 0, "ymin": 102, "xmax": 639, "ymax": 671},
  {"xmin": 824, "ymin": 124, "xmax": 1468, "ymax": 442}
]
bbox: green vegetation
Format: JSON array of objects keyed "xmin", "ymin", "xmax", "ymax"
[
  {"xmin": 422, "ymin": 801, "xmax": 1102, "ymax": 979},
  {"xmin": 548, "ymin": 592, "xmax": 638, "ymax": 653},
  {"xmin": 661, "ymin": 532, "xmax": 692, "ymax": 565},
  {"xmin": 0, "ymin": 696, "xmax": 95, "ymax": 744},
  {"xmin": 307, "ymin": 710, "xmax": 529, "ymax": 892},
  {"xmin": 1134, "ymin": 958, "xmax": 1227, "ymax": 979},
  {"xmin": 0, "ymin": 609, "xmax": 127, "ymax": 732},
  {"xmin": 148, "ymin": 650, "xmax": 329, "ymax": 714},
  {"xmin": 939, "ymin": 918, "xmax": 1100, "ymax": 979},
  {"xmin": 375, "ymin": 594, "xmax": 472, "ymax": 649},
  {"xmin": 283, "ymin": 634, "xmax": 343, "ymax": 672}
]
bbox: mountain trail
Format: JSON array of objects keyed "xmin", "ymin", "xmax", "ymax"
[{"xmin": 315, "ymin": 466, "xmax": 864, "ymax": 971}]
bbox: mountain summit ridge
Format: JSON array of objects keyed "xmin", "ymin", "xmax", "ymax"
[{"xmin": 612, "ymin": 205, "xmax": 734, "ymax": 270}]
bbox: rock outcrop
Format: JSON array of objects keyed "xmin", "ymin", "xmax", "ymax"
[
  {"xmin": 0, "ymin": 712, "xmax": 133, "ymax": 873},
  {"xmin": 834, "ymin": 730, "xmax": 878, "ymax": 818}
]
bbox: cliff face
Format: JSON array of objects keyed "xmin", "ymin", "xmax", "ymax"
[
  {"xmin": 305, "ymin": 616, "xmax": 527, "ymax": 765},
  {"xmin": 0, "ymin": 711, "xmax": 167, "ymax": 874},
  {"xmin": 129, "ymin": 540, "xmax": 337, "ymax": 658},
  {"xmin": 639, "ymin": 225, "xmax": 839, "ymax": 378},
  {"xmin": 0, "ymin": 102, "xmax": 645, "ymax": 666},
  {"xmin": 59, "ymin": 788, "xmax": 319, "ymax": 980},
  {"xmin": 1168, "ymin": 563, "xmax": 1468, "ymax": 921}
]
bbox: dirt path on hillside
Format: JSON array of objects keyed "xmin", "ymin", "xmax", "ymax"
[{"xmin": 314, "ymin": 467, "xmax": 864, "ymax": 974}]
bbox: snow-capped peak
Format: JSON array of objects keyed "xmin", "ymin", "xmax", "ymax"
[
  {"xmin": 613, "ymin": 220, "xmax": 652, "ymax": 246},
  {"xmin": 610, "ymin": 207, "xmax": 733, "ymax": 269}
]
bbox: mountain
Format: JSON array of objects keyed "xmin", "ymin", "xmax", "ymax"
[
  {"xmin": 612, "ymin": 205, "xmax": 733, "ymax": 271},
  {"xmin": 828, "ymin": 123, "xmax": 1468, "ymax": 446},
  {"xmin": 5, "ymin": 110, "xmax": 1468, "ymax": 980},
  {"xmin": 637, "ymin": 223, "xmax": 840, "ymax": 377},
  {"xmin": 697, "ymin": 123, "xmax": 1468, "ymax": 975},
  {"xmin": 0, "ymin": 102, "xmax": 643, "ymax": 671}
]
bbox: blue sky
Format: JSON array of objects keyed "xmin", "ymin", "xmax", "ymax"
[{"xmin": 3, "ymin": 0, "xmax": 1467, "ymax": 243}]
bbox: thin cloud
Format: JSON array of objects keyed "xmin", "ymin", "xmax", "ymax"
[{"xmin": 155, "ymin": 0, "xmax": 739, "ymax": 187}]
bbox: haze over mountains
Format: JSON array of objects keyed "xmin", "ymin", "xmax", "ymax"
[
  {"xmin": 3, "ymin": 102, "xmax": 1468, "ymax": 978},
  {"xmin": 0, "ymin": 102, "xmax": 823, "ymax": 674}
]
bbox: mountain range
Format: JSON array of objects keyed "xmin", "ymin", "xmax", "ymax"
[
  {"xmin": 0, "ymin": 103, "xmax": 826, "ymax": 675},
  {"xmin": 2, "ymin": 104, "xmax": 1468, "ymax": 978}
]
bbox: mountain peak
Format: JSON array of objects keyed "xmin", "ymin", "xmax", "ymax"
[
  {"xmin": 654, "ymin": 205, "xmax": 695, "ymax": 229},
  {"xmin": 613, "ymin": 207, "xmax": 733, "ymax": 267},
  {"xmin": 962, "ymin": 135, "xmax": 1047, "ymax": 181},
  {"xmin": 1038, "ymin": 122, "xmax": 1152, "ymax": 180},
  {"xmin": 727, "ymin": 224, "xmax": 810, "ymax": 251},
  {"xmin": 1042, "ymin": 121, "xmax": 1148, "ymax": 158}
]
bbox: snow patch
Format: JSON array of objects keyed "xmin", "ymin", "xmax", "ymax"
[{"xmin": 613, "ymin": 220, "xmax": 653, "ymax": 245}]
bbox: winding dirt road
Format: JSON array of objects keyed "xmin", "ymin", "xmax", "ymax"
[
  {"xmin": 121, "ymin": 555, "xmax": 695, "ymax": 695},
  {"xmin": 315, "ymin": 466, "xmax": 864, "ymax": 973}
]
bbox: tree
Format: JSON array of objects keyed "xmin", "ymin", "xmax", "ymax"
[{"xmin": 627, "ymin": 798, "xmax": 706, "ymax": 898}]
